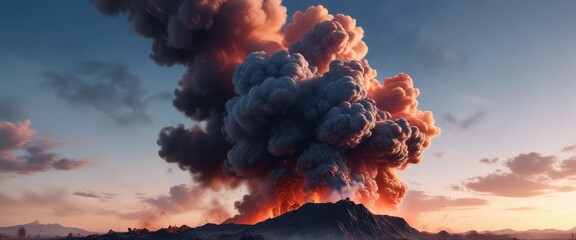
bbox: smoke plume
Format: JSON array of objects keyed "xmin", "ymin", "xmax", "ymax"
[{"xmin": 93, "ymin": 0, "xmax": 440, "ymax": 224}]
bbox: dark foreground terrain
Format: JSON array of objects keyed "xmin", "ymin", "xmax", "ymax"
[{"xmin": 66, "ymin": 199, "xmax": 515, "ymax": 240}]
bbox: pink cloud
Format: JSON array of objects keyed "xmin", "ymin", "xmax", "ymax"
[
  {"xmin": 461, "ymin": 152, "xmax": 576, "ymax": 197},
  {"xmin": 505, "ymin": 152, "xmax": 555, "ymax": 177},
  {"xmin": 464, "ymin": 173, "xmax": 553, "ymax": 197},
  {"xmin": 0, "ymin": 120, "xmax": 89, "ymax": 175},
  {"xmin": 0, "ymin": 120, "xmax": 35, "ymax": 151}
]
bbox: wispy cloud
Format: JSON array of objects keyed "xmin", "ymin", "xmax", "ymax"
[
  {"xmin": 479, "ymin": 157, "xmax": 499, "ymax": 165},
  {"xmin": 42, "ymin": 61, "xmax": 170, "ymax": 125},
  {"xmin": 442, "ymin": 110, "xmax": 486, "ymax": 130},
  {"xmin": 73, "ymin": 191, "xmax": 102, "ymax": 199}
]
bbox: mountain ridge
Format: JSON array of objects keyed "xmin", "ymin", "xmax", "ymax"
[{"xmin": 0, "ymin": 220, "xmax": 95, "ymax": 238}]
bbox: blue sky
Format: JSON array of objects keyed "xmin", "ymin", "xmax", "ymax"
[{"xmin": 1, "ymin": 0, "xmax": 576, "ymax": 232}]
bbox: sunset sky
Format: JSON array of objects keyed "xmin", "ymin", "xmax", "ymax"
[{"xmin": 1, "ymin": 0, "xmax": 576, "ymax": 233}]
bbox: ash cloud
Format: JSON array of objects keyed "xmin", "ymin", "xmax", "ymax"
[
  {"xmin": 42, "ymin": 61, "xmax": 167, "ymax": 125},
  {"xmin": 459, "ymin": 152, "xmax": 576, "ymax": 197},
  {"xmin": 0, "ymin": 120, "xmax": 89, "ymax": 175},
  {"xmin": 93, "ymin": 1, "xmax": 440, "ymax": 224}
]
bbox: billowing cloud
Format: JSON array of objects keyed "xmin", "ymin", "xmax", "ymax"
[
  {"xmin": 42, "ymin": 61, "xmax": 167, "ymax": 125},
  {"xmin": 0, "ymin": 120, "xmax": 89, "ymax": 175},
  {"xmin": 0, "ymin": 97, "xmax": 26, "ymax": 121},
  {"xmin": 94, "ymin": 1, "xmax": 440, "ymax": 225},
  {"xmin": 460, "ymin": 152, "xmax": 576, "ymax": 197}
]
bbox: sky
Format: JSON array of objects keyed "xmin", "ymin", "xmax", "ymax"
[{"xmin": 1, "ymin": 0, "xmax": 576, "ymax": 233}]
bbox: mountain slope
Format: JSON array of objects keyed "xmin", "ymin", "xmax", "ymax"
[
  {"xmin": 249, "ymin": 199, "xmax": 421, "ymax": 240},
  {"xmin": 0, "ymin": 220, "xmax": 95, "ymax": 237}
]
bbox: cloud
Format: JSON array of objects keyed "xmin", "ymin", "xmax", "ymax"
[
  {"xmin": 463, "ymin": 173, "xmax": 557, "ymax": 197},
  {"xmin": 549, "ymin": 157, "xmax": 576, "ymax": 179},
  {"xmin": 459, "ymin": 152, "xmax": 576, "ymax": 197},
  {"xmin": 442, "ymin": 110, "xmax": 486, "ymax": 130},
  {"xmin": 0, "ymin": 120, "xmax": 89, "ymax": 175},
  {"xmin": 479, "ymin": 157, "xmax": 498, "ymax": 165},
  {"xmin": 42, "ymin": 61, "xmax": 168, "ymax": 125},
  {"xmin": 562, "ymin": 144, "xmax": 576, "ymax": 153},
  {"xmin": 0, "ymin": 97, "xmax": 26, "ymax": 121},
  {"xmin": 399, "ymin": 190, "xmax": 487, "ymax": 227},
  {"xmin": 505, "ymin": 152, "xmax": 555, "ymax": 177},
  {"xmin": 73, "ymin": 191, "xmax": 101, "ymax": 199}
]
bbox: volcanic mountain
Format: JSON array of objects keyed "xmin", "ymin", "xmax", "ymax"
[
  {"xmin": 247, "ymin": 199, "xmax": 420, "ymax": 239},
  {"xmin": 81, "ymin": 199, "xmax": 511, "ymax": 240},
  {"xmin": 77, "ymin": 199, "xmax": 524, "ymax": 239}
]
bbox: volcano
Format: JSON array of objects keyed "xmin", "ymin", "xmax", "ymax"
[{"xmin": 79, "ymin": 199, "xmax": 514, "ymax": 240}]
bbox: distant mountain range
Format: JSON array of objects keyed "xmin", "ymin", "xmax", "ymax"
[
  {"xmin": 485, "ymin": 226, "xmax": 576, "ymax": 239},
  {"xmin": 0, "ymin": 220, "xmax": 94, "ymax": 238}
]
